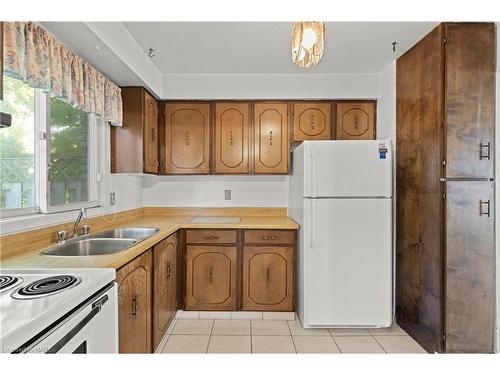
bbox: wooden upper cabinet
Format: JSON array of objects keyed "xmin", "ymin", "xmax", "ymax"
[
  {"xmin": 242, "ymin": 246, "xmax": 294, "ymax": 311},
  {"xmin": 253, "ymin": 103, "xmax": 289, "ymax": 174},
  {"xmin": 153, "ymin": 234, "xmax": 177, "ymax": 350},
  {"xmin": 185, "ymin": 245, "xmax": 237, "ymax": 310},
  {"xmin": 214, "ymin": 102, "xmax": 250, "ymax": 174},
  {"xmin": 335, "ymin": 102, "xmax": 376, "ymax": 140},
  {"xmin": 444, "ymin": 23, "xmax": 495, "ymax": 179},
  {"xmin": 164, "ymin": 103, "xmax": 210, "ymax": 174},
  {"xmin": 112, "ymin": 87, "xmax": 158, "ymax": 174},
  {"xmin": 116, "ymin": 249, "xmax": 152, "ymax": 354},
  {"xmin": 292, "ymin": 102, "xmax": 331, "ymax": 142},
  {"xmin": 143, "ymin": 91, "xmax": 159, "ymax": 174}
]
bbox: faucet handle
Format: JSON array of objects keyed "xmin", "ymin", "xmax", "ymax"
[
  {"xmin": 81, "ymin": 225, "xmax": 91, "ymax": 235},
  {"xmin": 57, "ymin": 230, "xmax": 68, "ymax": 244}
]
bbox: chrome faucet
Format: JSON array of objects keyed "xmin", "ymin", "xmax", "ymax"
[{"xmin": 72, "ymin": 208, "xmax": 87, "ymax": 238}]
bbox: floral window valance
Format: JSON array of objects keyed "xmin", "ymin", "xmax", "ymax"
[{"xmin": 3, "ymin": 22, "xmax": 122, "ymax": 126}]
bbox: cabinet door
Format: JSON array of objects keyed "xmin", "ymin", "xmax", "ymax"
[
  {"xmin": 254, "ymin": 103, "xmax": 289, "ymax": 174},
  {"xmin": 165, "ymin": 103, "xmax": 210, "ymax": 174},
  {"xmin": 116, "ymin": 250, "xmax": 152, "ymax": 353},
  {"xmin": 143, "ymin": 91, "xmax": 158, "ymax": 174},
  {"xmin": 214, "ymin": 102, "xmax": 250, "ymax": 174},
  {"xmin": 292, "ymin": 102, "xmax": 331, "ymax": 141},
  {"xmin": 444, "ymin": 23, "xmax": 495, "ymax": 179},
  {"xmin": 186, "ymin": 246, "xmax": 237, "ymax": 310},
  {"xmin": 445, "ymin": 181, "xmax": 494, "ymax": 353},
  {"xmin": 336, "ymin": 102, "xmax": 375, "ymax": 140},
  {"xmin": 242, "ymin": 247, "xmax": 294, "ymax": 311},
  {"xmin": 153, "ymin": 233, "xmax": 177, "ymax": 350}
]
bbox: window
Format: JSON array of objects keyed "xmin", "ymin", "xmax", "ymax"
[
  {"xmin": 0, "ymin": 76, "xmax": 103, "ymax": 218},
  {"xmin": 0, "ymin": 76, "xmax": 37, "ymax": 214}
]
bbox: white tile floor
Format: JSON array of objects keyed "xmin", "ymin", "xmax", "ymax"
[{"xmin": 158, "ymin": 317, "xmax": 427, "ymax": 354}]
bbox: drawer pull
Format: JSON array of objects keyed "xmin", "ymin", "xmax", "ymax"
[
  {"xmin": 166, "ymin": 261, "xmax": 171, "ymax": 280},
  {"xmin": 131, "ymin": 295, "xmax": 138, "ymax": 319},
  {"xmin": 207, "ymin": 235, "xmax": 219, "ymax": 240},
  {"xmin": 480, "ymin": 199, "xmax": 491, "ymax": 217},
  {"xmin": 262, "ymin": 235, "xmax": 278, "ymax": 241},
  {"xmin": 209, "ymin": 267, "xmax": 214, "ymax": 282}
]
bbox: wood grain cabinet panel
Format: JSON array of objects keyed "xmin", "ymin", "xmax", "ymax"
[
  {"xmin": 244, "ymin": 230, "xmax": 295, "ymax": 245},
  {"xmin": 164, "ymin": 103, "xmax": 210, "ymax": 174},
  {"xmin": 153, "ymin": 234, "xmax": 177, "ymax": 350},
  {"xmin": 336, "ymin": 102, "xmax": 375, "ymax": 140},
  {"xmin": 445, "ymin": 181, "xmax": 494, "ymax": 353},
  {"xmin": 112, "ymin": 87, "xmax": 159, "ymax": 174},
  {"xmin": 186, "ymin": 246, "xmax": 237, "ymax": 310},
  {"xmin": 116, "ymin": 249, "xmax": 152, "ymax": 353},
  {"xmin": 242, "ymin": 247, "xmax": 294, "ymax": 311},
  {"xmin": 253, "ymin": 103, "xmax": 289, "ymax": 174},
  {"xmin": 215, "ymin": 102, "xmax": 250, "ymax": 174},
  {"xmin": 143, "ymin": 91, "xmax": 159, "ymax": 174},
  {"xmin": 444, "ymin": 23, "xmax": 495, "ymax": 179},
  {"xmin": 186, "ymin": 229, "xmax": 237, "ymax": 244},
  {"xmin": 292, "ymin": 102, "xmax": 331, "ymax": 141}
]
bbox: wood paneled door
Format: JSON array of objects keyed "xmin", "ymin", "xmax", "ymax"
[
  {"xmin": 153, "ymin": 234, "xmax": 177, "ymax": 350},
  {"xmin": 445, "ymin": 181, "xmax": 495, "ymax": 353},
  {"xmin": 292, "ymin": 102, "xmax": 331, "ymax": 142},
  {"xmin": 143, "ymin": 91, "xmax": 159, "ymax": 174},
  {"xmin": 336, "ymin": 102, "xmax": 376, "ymax": 140},
  {"xmin": 444, "ymin": 23, "xmax": 495, "ymax": 179},
  {"xmin": 164, "ymin": 103, "xmax": 210, "ymax": 174},
  {"xmin": 116, "ymin": 249, "xmax": 152, "ymax": 353},
  {"xmin": 214, "ymin": 102, "xmax": 250, "ymax": 174},
  {"xmin": 242, "ymin": 247, "xmax": 294, "ymax": 311},
  {"xmin": 185, "ymin": 246, "xmax": 238, "ymax": 310},
  {"xmin": 253, "ymin": 103, "xmax": 289, "ymax": 174}
]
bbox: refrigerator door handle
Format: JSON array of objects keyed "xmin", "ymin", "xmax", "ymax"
[
  {"xmin": 311, "ymin": 199, "xmax": 317, "ymax": 249},
  {"xmin": 311, "ymin": 148, "xmax": 317, "ymax": 198}
]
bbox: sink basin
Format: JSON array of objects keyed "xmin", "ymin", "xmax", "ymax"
[
  {"xmin": 189, "ymin": 216, "xmax": 241, "ymax": 224},
  {"xmin": 42, "ymin": 238, "xmax": 138, "ymax": 256},
  {"xmin": 91, "ymin": 227, "xmax": 159, "ymax": 239}
]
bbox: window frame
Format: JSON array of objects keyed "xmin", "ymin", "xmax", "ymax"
[{"xmin": 0, "ymin": 83, "xmax": 104, "ymax": 218}]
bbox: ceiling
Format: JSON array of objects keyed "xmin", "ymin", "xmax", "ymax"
[{"xmin": 123, "ymin": 22, "xmax": 438, "ymax": 74}]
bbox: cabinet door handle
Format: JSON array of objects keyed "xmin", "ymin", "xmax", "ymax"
[
  {"xmin": 166, "ymin": 261, "xmax": 171, "ymax": 280},
  {"xmin": 262, "ymin": 235, "xmax": 278, "ymax": 241},
  {"xmin": 209, "ymin": 267, "xmax": 214, "ymax": 282},
  {"xmin": 480, "ymin": 142, "xmax": 491, "ymax": 160},
  {"xmin": 480, "ymin": 199, "xmax": 491, "ymax": 217},
  {"xmin": 131, "ymin": 295, "xmax": 138, "ymax": 319},
  {"xmin": 266, "ymin": 267, "xmax": 271, "ymax": 283},
  {"xmin": 151, "ymin": 128, "xmax": 156, "ymax": 142},
  {"xmin": 207, "ymin": 235, "xmax": 219, "ymax": 240}
]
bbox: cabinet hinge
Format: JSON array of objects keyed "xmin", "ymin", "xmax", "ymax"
[
  {"xmin": 442, "ymin": 192, "xmax": 446, "ymax": 200},
  {"xmin": 442, "ymin": 159, "xmax": 447, "ymax": 167},
  {"xmin": 443, "ymin": 37, "xmax": 447, "ymax": 44}
]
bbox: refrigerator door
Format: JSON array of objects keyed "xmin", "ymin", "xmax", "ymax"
[
  {"xmin": 301, "ymin": 197, "xmax": 392, "ymax": 327},
  {"xmin": 303, "ymin": 140, "xmax": 392, "ymax": 198}
]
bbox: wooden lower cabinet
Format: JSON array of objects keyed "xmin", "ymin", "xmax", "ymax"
[
  {"xmin": 116, "ymin": 249, "xmax": 153, "ymax": 353},
  {"xmin": 242, "ymin": 247, "xmax": 294, "ymax": 311},
  {"xmin": 185, "ymin": 246, "xmax": 238, "ymax": 310},
  {"xmin": 153, "ymin": 233, "xmax": 177, "ymax": 350}
]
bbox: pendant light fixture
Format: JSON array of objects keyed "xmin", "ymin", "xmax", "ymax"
[{"xmin": 291, "ymin": 22, "xmax": 325, "ymax": 68}]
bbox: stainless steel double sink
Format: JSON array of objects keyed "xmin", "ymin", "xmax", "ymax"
[{"xmin": 42, "ymin": 227, "xmax": 159, "ymax": 257}]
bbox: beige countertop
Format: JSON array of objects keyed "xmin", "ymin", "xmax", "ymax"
[{"xmin": 0, "ymin": 214, "xmax": 298, "ymax": 270}]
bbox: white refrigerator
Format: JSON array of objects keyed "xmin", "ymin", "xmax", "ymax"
[{"xmin": 289, "ymin": 140, "xmax": 393, "ymax": 328}]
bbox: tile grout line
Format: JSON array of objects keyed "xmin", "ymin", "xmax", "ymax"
[
  {"xmin": 370, "ymin": 334, "xmax": 388, "ymax": 354},
  {"xmin": 205, "ymin": 320, "xmax": 215, "ymax": 354},
  {"xmin": 328, "ymin": 329, "xmax": 343, "ymax": 354},
  {"xmin": 287, "ymin": 320, "xmax": 298, "ymax": 354}
]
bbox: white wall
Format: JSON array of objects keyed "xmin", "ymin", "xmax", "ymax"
[
  {"xmin": 161, "ymin": 73, "xmax": 380, "ymax": 99},
  {"xmin": 142, "ymin": 175, "xmax": 288, "ymax": 207}
]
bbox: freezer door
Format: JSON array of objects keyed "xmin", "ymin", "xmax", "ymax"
[
  {"xmin": 302, "ymin": 197, "xmax": 392, "ymax": 327},
  {"xmin": 303, "ymin": 140, "xmax": 392, "ymax": 198}
]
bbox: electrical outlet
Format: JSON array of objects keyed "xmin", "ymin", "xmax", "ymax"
[
  {"xmin": 224, "ymin": 190, "xmax": 232, "ymax": 200},
  {"xmin": 110, "ymin": 192, "xmax": 116, "ymax": 206}
]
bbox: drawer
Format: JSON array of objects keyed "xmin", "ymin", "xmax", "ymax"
[
  {"xmin": 244, "ymin": 230, "xmax": 295, "ymax": 245},
  {"xmin": 185, "ymin": 230, "xmax": 237, "ymax": 244}
]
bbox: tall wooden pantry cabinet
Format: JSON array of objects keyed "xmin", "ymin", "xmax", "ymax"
[{"xmin": 396, "ymin": 23, "xmax": 495, "ymax": 353}]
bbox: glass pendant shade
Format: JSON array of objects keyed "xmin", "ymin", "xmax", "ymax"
[{"xmin": 291, "ymin": 21, "xmax": 325, "ymax": 68}]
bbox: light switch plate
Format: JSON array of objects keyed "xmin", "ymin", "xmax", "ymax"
[
  {"xmin": 110, "ymin": 192, "xmax": 116, "ymax": 206},
  {"xmin": 224, "ymin": 190, "xmax": 231, "ymax": 200}
]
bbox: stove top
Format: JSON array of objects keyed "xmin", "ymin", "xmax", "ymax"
[{"xmin": 0, "ymin": 268, "xmax": 115, "ymax": 352}]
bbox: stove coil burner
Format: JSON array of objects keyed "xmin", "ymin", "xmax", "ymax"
[
  {"xmin": 12, "ymin": 275, "xmax": 81, "ymax": 299},
  {"xmin": 0, "ymin": 276, "xmax": 23, "ymax": 293}
]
